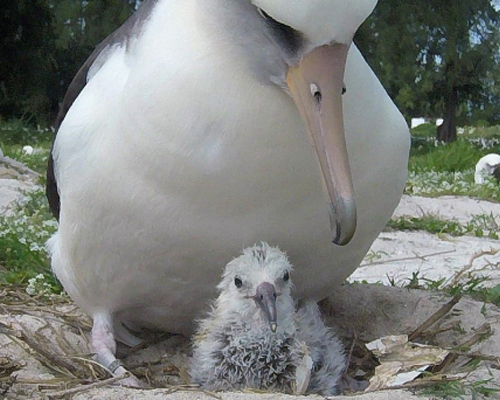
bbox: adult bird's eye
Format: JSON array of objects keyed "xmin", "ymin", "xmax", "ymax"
[
  {"xmin": 310, "ymin": 83, "xmax": 322, "ymax": 104},
  {"xmin": 283, "ymin": 271, "xmax": 290, "ymax": 283},
  {"xmin": 234, "ymin": 277, "xmax": 243, "ymax": 288},
  {"xmin": 342, "ymin": 84, "xmax": 347, "ymax": 95}
]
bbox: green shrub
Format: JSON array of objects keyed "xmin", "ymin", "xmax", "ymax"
[
  {"xmin": 409, "ymin": 139, "xmax": 500, "ymax": 173},
  {"xmin": 405, "ymin": 170, "xmax": 500, "ymax": 200},
  {"xmin": 410, "ymin": 122, "xmax": 436, "ymax": 137},
  {"xmin": 0, "ymin": 119, "xmax": 54, "ymax": 145},
  {"xmin": 459, "ymin": 125, "xmax": 500, "ymax": 138},
  {"xmin": 0, "ymin": 119, "xmax": 52, "ymax": 175},
  {"xmin": 0, "ymin": 186, "xmax": 60, "ymax": 291}
]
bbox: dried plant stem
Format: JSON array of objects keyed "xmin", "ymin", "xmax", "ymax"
[
  {"xmin": 361, "ymin": 249, "xmax": 456, "ymax": 267},
  {"xmin": 433, "ymin": 323, "xmax": 492, "ymax": 373},
  {"xmin": 408, "ymin": 294, "xmax": 462, "ymax": 341},
  {"xmin": 46, "ymin": 373, "xmax": 132, "ymax": 399},
  {"xmin": 446, "ymin": 249, "xmax": 500, "ymax": 288}
]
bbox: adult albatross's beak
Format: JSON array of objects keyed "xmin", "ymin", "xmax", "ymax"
[{"xmin": 287, "ymin": 43, "xmax": 356, "ymax": 245}]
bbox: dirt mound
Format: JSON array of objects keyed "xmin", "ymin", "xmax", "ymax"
[{"xmin": 1, "ymin": 284, "xmax": 499, "ymax": 399}]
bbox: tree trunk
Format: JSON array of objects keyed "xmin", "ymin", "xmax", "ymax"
[{"xmin": 437, "ymin": 88, "xmax": 458, "ymax": 143}]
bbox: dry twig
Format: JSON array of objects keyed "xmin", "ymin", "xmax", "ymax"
[
  {"xmin": 409, "ymin": 294, "xmax": 462, "ymax": 341},
  {"xmin": 361, "ymin": 249, "xmax": 456, "ymax": 267},
  {"xmin": 433, "ymin": 323, "xmax": 492, "ymax": 373},
  {"xmin": 46, "ymin": 373, "xmax": 133, "ymax": 399},
  {"xmin": 446, "ymin": 249, "xmax": 500, "ymax": 288}
]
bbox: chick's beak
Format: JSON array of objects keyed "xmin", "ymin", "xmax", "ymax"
[{"xmin": 254, "ymin": 282, "xmax": 278, "ymax": 332}]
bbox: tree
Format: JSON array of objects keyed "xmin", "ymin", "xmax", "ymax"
[
  {"xmin": 0, "ymin": 0, "xmax": 56, "ymax": 122},
  {"xmin": 356, "ymin": 3, "xmax": 432, "ymax": 123},
  {"xmin": 0, "ymin": 0, "xmax": 141, "ymax": 124},
  {"xmin": 357, "ymin": 0, "xmax": 500, "ymax": 142},
  {"xmin": 48, "ymin": 0, "xmax": 141, "ymax": 122},
  {"xmin": 429, "ymin": 1, "xmax": 500, "ymax": 142}
]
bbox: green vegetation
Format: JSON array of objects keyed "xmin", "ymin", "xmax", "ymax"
[
  {"xmin": 357, "ymin": 1, "xmax": 500, "ymax": 142},
  {"xmin": 449, "ymin": 280, "xmax": 500, "ymax": 308},
  {"xmin": 3, "ymin": 0, "xmax": 500, "ymax": 139},
  {"xmin": 410, "ymin": 125, "xmax": 500, "ymax": 173},
  {"xmin": 405, "ymin": 170, "xmax": 500, "ymax": 201},
  {"xmin": 0, "ymin": 188, "xmax": 60, "ymax": 291},
  {"xmin": 411, "ymin": 123, "xmax": 437, "ymax": 138},
  {"xmin": 396, "ymin": 271, "xmax": 500, "ymax": 308},
  {"xmin": 1, "ymin": 1, "xmax": 138, "ymax": 124},
  {"xmin": 0, "ymin": 120, "xmax": 54, "ymax": 174},
  {"xmin": 388, "ymin": 213, "xmax": 499, "ymax": 239},
  {"xmin": 406, "ymin": 125, "xmax": 500, "ymax": 200},
  {"xmin": 0, "ymin": 122, "xmax": 58, "ymax": 291},
  {"xmin": 410, "ymin": 140, "xmax": 487, "ymax": 173},
  {"xmin": 420, "ymin": 379, "xmax": 500, "ymax": 399}
]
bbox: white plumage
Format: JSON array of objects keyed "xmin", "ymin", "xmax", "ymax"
[
  {"xmin": 475, "ymin": 153, "xmax": 500, "ymax": 184},
  {"xmin": 22, "ymin": 145, "xmax": 34, "ymax": 155},
  {"xmin": 46, "ymin": 0, "xmax": 409, "ymax": 384},
  {"xmin": 191, "ymin": 243, "xmax": 345, "ymax": 395}
]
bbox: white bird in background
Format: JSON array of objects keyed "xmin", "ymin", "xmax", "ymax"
[
  {"xmin": 22, "ymin": 145, "xmax": 34, "ymax": 156},
  {"xmin": 46, "ymin": 0, "xmax": 409, "ymax": 384},
  {"xmin": 191, "ymin": 242, "xmax": 345, "ymax": 395},
  {"xmin": 475, "ymin": 153, "xmax": 500, "ymax": 184}
]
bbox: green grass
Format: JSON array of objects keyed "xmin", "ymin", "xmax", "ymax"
[
  {"xmin": 389, "ymin": 270, "xmax": 500, "ymax": 308},
  {"xmin": 388, "ymin": 213, "xmax": 500, "ymax": 239},
  {"xmin": 411, "ymin": 123, "xmax": 437, "ymax": 137},
  {"xmin": 0, "ymin": 186, "xmax": 60, "ymax": 291},
  {"xmin": 407, "ymin": 126, "xmax": 500, "ymax": 200},
  {"xmin": 1, "ymin": 119, "xmax": 54, "ymax": 175},
  {"xmin": 0, "ymin": 120, "xmax": 58, "ymax": 292},
  {"xmin": 458, "ymin": 125, "xmax": 500, "ymax": 139},
  {"xmin": 405, "ymin": 170, "xmax": 500, "ymax": 201},
  {"xmin": 411, "ymin": 123, "xmax": 500, "ymax": 139},
  {"xmin": 410, "ymin": 139, "xmax": 489, "ymax": 173},
  {"xmin": 420, "ymin": 379, "xmax": 500, "ymax": 399},
  {"xmin": 449, "ymin": 280, "xmax": 500, "ymax": 308}
]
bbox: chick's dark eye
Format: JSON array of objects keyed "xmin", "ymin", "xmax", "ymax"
[
  {"xmin": 234, "ymin": 277, "xmax": 243, "ymax": 288},
  {"xmin": 283, "ymin": 271, "xmax": 290, "ymax": 283}
]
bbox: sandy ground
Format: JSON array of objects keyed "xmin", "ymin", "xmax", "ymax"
[
  {"xmin": 394, "ymin": 194, "xmax": 500, "ymax": 224},
  {"xmin": 1, "ymin": 164, "xmax": 500, "ymax": 399},
  {"xmin": 351, "ymin": 195, "xmax": 500, "ymax": 287},
  {"xmin": 1, "ymin": 285, "xmax": 499, "ymax": 399}
]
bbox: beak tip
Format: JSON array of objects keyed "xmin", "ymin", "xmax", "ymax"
[
  {"xmin": 270, "ymin": 322, "xmax": 277, "ymax": 333},
  {"xmin": 330, "ymin": 200, "xmax": 357, "ymax": 245}
]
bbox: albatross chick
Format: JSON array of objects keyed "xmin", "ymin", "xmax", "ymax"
[{"xmin": 190, "ymin": 242, "xmax": 345, "ymax": 395}]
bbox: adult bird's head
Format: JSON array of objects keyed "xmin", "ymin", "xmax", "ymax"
[
  {"xmin": 247, "ymin": 0, "xmax": 378, "ymax": 245},
  {"xmin": 217, "ymin": 243, "xmax": 294, "ymax": 333}
]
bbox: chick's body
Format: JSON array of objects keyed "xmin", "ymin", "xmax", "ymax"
[{"xmin": 190, "ymin": 243, "xmax": 345, "ymax": 395}]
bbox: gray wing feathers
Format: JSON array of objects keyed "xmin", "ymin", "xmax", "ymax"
[{"xmin": 296, "ymin": 301, "xmax": 346, "ymax": 395}]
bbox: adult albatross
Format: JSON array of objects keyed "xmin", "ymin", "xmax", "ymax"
[{"xmin": 47, "ymin": 0, "xmax": 409, "ymax": 383}]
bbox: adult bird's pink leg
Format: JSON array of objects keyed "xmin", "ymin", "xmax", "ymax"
[{"xmin": 91, "ymin": 312, "xmax": 145, "ymax": 387}]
